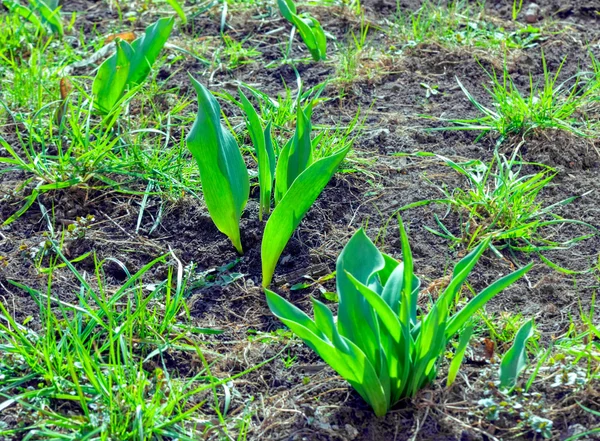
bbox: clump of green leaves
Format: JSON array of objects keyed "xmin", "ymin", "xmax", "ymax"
[
  {"xmin": 0, "ymin": 247, "xmax": 223, "ymax": 439},
  {"xmin": 238, "ymin": 88, "xmax": 350, "ymax": 286},
  {"xmin": 186, "ymin": 80, "xmax": 350, "ymax": 286},
  {"xmin": 92, "ymin": 17, "xmax": 174, "ymax": 114},
  {"xmin": 278, "ymin": 0, "xmax": 327, "ymax": 61},
  {"xmin": 267, "ymin": 218, "xmax": 532, "ymax": 416},
  {"xmin": 410, "ymin": 149, "xmax": 596, "ymax": 260},
  {"xmin": 443, "ymin": 55, "xmax": 600, "ymax": 140}
]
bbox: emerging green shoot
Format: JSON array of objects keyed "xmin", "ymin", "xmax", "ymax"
[
  {"xmin": 92, "ymin": 17, "xmax": 174, "ymax": 114},
  {"xmin": 274, "ymin": 100, "xmax": 314, "ymax": 205},
  {"xmin": 239, "ymin": 89, "xmax": 276, "ymax": 221},
  {"xmin": 262, "ymin": 143, "xmax": 350, "ymax": 286},
  {"xmin": 186, "ymin": 77, "xmax": 250, "ymax": 254},
  {"xmin": 278, "ymin": 0, "xmax": 327, "ymax": 61},
  {"xmin": 210, "ymin": 86, "xmax": 350, "ymax": 285},
  {"xmin": 3, "ymin": 0, "xmax": 63, "ymax": 35},
  {"xmin": 267, "ymin": 218, "xmax": 533, "ymax": 416},
  {"xmin": 499, "ymin": 319, "xmax": 535, "ymax": 390}
]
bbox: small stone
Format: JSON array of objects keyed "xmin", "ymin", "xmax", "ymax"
[
  {"xmin": 525, "ymin": 3, "xmax": 540, "ymax": 23},
  {"xmin": 345, "ymin": 424, "xmax": 359, "ymax": 439},
  {"xmin": 568, "ymin": 424, "xmax": 587, "ymax": 437}
]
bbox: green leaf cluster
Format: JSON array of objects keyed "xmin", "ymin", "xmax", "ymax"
[
  {"xmin": 186, "ymin": 81, "xmax": 349, "ymax": 286},
  {"xmin": 92, "ymin": 17, "xmax": 174, "ymax": 114},
  {"xmin": 278, "ymin": 0, "xmax": 327, "ymax": 61},
  {"xmin": 266, "ymin": 218, "xmax": 532, "ymax": 416}
]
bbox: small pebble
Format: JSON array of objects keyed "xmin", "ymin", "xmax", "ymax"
[{"xmin": 525, "ymin": 3, "xmax": 540, "ymax": 23}]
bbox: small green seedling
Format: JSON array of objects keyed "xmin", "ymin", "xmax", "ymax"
[
  {"xmin": 499, "ymin": 319, "xmax": 535, "ymax": 390},
  {"xmin": 267, "ymin": 217, "xmax": 533, "ymax": 416},
  {"xmin": 278, "ymin": 0, "xmax": 327, "ymax": 61},
  {"xmin": 92, "ymin": 17, "xmax": 174, "ymax": 114}
]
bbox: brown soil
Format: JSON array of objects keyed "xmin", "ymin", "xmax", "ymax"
[{"xmin": 1, "ymin": 0, "xmax": 599, "ymax": 440}]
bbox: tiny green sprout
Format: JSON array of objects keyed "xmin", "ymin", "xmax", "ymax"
[
  {"xmin": 283, "ymin": 352, "xmax": 297, "ymax": 368},
  {"xmin": 529, "ymin": 415, "xmax": 553, "ymax": 439},
  {"xmin": 478, "ymin": 398, "xmax": 500, "ymax": 421},
  {"xmin": 420, "ymin": 82, "xmax": 439, "ymax": 98}
]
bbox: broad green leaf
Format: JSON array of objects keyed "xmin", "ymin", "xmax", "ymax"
[
  {"xmin": 380, "ymin": 262, "xmax": 404, "ymax": 313},
  {"xmin": 294, "ymin": 17, "xmax": 319, "ymax": 60},
  {"xmin": 409, "ymin": 304, "xmax": 446, "ymax": 396},
  {"xmin": 398, "ymin": 217, "xmax": 419, "ymax": 325},
  {"xmin": 274, "ymin": 137, "xmax": 292, "ymax": 205},
  {"xmin": 309, "ymin": 18, "xmax": 327, "ymax": 59},
  {"xmin": 92, "ymin": 40, "xmax": 133, "ymax": 114},
  {"xmin": 345, "ymin": 272, "xmax": 403, "ymax": 344},
  {"xmin": 437, "ymin": 238, "xmax": 490, "ymax": 308},
  {"xmin": 264, "ymin": 122, "xmax": 276, "ymax": 177},
  {"xmin": 91, "ymin": 17, "xmax": 173, "ymax": 113},
  {"xmin": 262, "ymin": 145, "xmax": 349, "ymax": 286},
  {"xmin": 446, "ymin": 325, "xmax": 473, "ymax": 387},
  {"xmin": 276, "ymin": 0, "xmax": 296, "ymax": 21},
  {"xmin": 128, "ymin": 17, "xmax": 174, "ymax": 86},
  {"xmin": 297, "ymin": 16, "xmax": 326, "ymax": 61},
  {"xmin": 336, "ymin": 228, "xmax": 386, "ymax": 375},
  {"xmin": 239, "ymin": 89, "xmax": 275, "ymax": 221},
  {"xmin": 377, "ymin": 254, "xmax": 400, "ymax": 287},
  {"xmin": 311, "ymin": 297, "xmax": 348, "ymax": 351},
  {"xmin": 499, "ymin": 319, "xmax": 535, "ymax": 389},
  {"xmin": 34, "ymin": 0, "xmax": 63, "ymax": 35},
  {"xmin": 187, "ymin": 77, "xmax": 249, "ymax": 254}
]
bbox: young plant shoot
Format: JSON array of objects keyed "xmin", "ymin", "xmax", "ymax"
[
  {"xmin": 499, "ymin": 319, "xmax": 535, "ymax": 390},
  {"xmin": 236, "ymin": 90, "xmax": 350, "ymax": 286},
  {"xmin": 3, "ymin": 0, "xmax": 63, "ymax": 35},
  {"xmin": 261, "ymin": 143, "xmax": 349, "ymax": 286},
  {"xmin": 266, "ymin": 218, "xmax": 533, "ymax": 416},
  {"xmin": 92, "ymin": 17, "xmax": 174, "ymax": 113},
  {"xmin": 278, "ymin": 0, "xmax": 327, "ymax": 61},
  {"xmin": 187, "ymin": 77, "xmax": 250, "ymax": 254}
]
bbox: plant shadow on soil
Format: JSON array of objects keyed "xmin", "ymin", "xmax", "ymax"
[{"xmin": 1, "ymin": 0, "xmax": 600, "ymax": 439}]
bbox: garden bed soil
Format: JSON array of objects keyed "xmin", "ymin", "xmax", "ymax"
[{"xmin": 1, "ymin": 0, "xmax": 599, "ymax": 439}]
